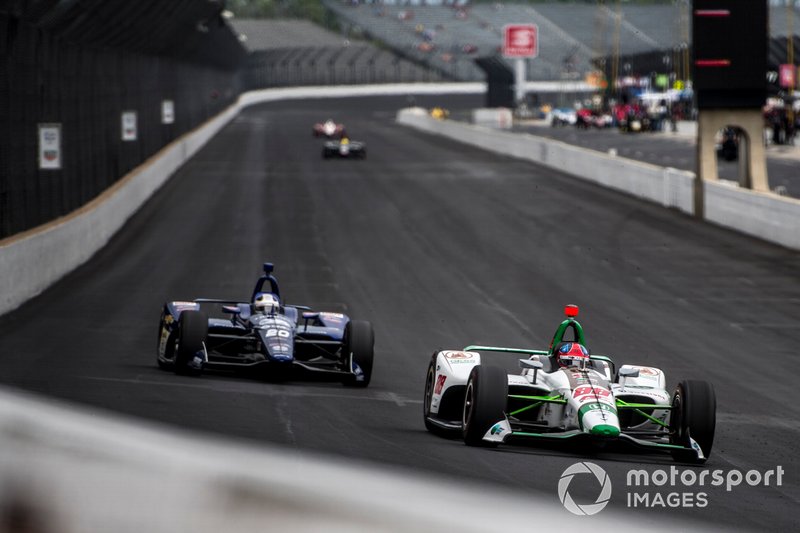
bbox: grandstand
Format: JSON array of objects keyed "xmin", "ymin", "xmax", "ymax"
[
  {"xmin": 231, "ymin": 19, "xmax": 446, "ymax": 87},
  {"xmin": 323, "ymin": 2, "xmax": 800, "ymax": 84}
]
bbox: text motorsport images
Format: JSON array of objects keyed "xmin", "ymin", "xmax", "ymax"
[{"xmin": 557, "ymin": 461, "xmax": 785, "ymax": 515}]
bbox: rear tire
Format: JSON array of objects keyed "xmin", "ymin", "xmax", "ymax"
[
  {"xmin": 174, "ymin": 310, "xmax": 207, "ymax": 376},
  {"xmin": 462, "ymin": 365, "xmax": 507, "ymax": 447},
  {"xmin": 670, "ymin": 380, "xmax": 716, "ymax": 463},
  {"xmin": 342, "ymin": 320, "xmax": 374, "ymax": 388}
]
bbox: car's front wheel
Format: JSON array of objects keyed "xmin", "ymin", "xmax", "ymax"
[
  {"xmin": 462, "ymin": 365, "xmax": 507, "ymax": 447},
  {"xmin": 670, "ymin": 380, "xmax": 716, "ymax": 463},
  {"xmin": 174, "ymin": 310, "xmax": 207, "ymax": 376},
  {"xmin": 341, "ymin": 320, "xmax": 374, "ymax": 388}
]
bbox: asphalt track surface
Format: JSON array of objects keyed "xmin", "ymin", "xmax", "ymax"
[{"xmin": 1, "ymin": 94, "xmax": 799, "ymax": 531}]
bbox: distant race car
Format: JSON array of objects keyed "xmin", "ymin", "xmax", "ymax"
[
  {"xmin": 313, "ymin": 119, "xmax": 346, "ymax": 138},
  {"xmin": 422, "ymin": 305, "xmax": 716, "ymax": 463},
  {"xmin": 322, "ymin": 137, "xmax": 366, "ymax": 159},
  {"xmin": 156, "ymin": 263, "xmax": 374, "ymax": 386}
]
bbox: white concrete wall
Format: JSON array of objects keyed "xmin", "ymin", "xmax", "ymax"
[
  {"xmin": 398, "ymin": 109, "xmax": 800, "ymax": 250},
  {"xmin": 0, "ymin": 84, "xmax": 482, "ymax": 317},
  {"xmin": 397, "ymin": 109, "xmax": 696, "ymax": 214},
  {"xmin": 0, "ymin": 387, "xmax": 704, "ymax": 533},
  {"xmin": 705, "ymin": 180, "xmax": 800, "ymax": 250}
]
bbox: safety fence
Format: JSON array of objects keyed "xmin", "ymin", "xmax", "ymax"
[{"xmin": 0, "ymin": 3, "xmax": 245, "ymax": 238}]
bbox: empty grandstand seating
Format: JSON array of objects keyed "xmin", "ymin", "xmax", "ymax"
[
  {"xmin": 323, "ymin": 2, "xmax": 800, "ymax": 84},
  {"xmin": 232, "ymin": 18, "xmax": 445, "ymax": 87}
]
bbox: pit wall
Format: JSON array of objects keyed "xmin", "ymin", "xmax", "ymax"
[{"xmin": 397, "ymin": 108, "xmax": 800, "ymax": 251}]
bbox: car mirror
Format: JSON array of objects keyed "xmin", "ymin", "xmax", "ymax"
[
  {"xmin": 222, "ymin": 306, "xmax": 241, "ymax": 315},
  {"xmin": 520, "ymin": 358, "xmax": 544, "ymax": 385},
  {"xmin": 519, "ymin": 359, "xmax": 543, "ymax": 370},
  {"xmin": 619, "ymin": 367, "xmax": 639, "ymax": 378},
  {"xmin": 302, "ymin": 312, "xmax": 320, "ymax": 320}
]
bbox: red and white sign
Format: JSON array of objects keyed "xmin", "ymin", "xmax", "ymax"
[
  {"xmin": 779, "ymin": 64, "xmax": 795, "ymax": 88},
  {"xmin": 503, "ymin": 24, "xmax": 538, "ymax": 58}
]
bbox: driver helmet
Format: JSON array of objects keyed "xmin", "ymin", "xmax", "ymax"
[
  {"xmin": 340, "ymin": 137, "xmax": 350, "ymax": 145},
  {"xmin": 253, "ymin": 292, "xmax": 280, "ymax": 315},
  {"xmin": 556, "ymin": 342, "xmax": 590, "ymax": 368}
]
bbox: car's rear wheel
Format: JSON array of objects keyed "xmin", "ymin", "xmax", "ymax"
[
  {"xmin": 341, "ymin": 320, "xmax": 374, "ymax": 388},
  {"xmin": 174, "ymin": 310, "xmax": 207, "ymax": 376},
  {"xmin": 670, "ymin": 380, "xmax": 716, "ymax": 463},
  {"xmin": 462, "ymin": 365, "xmax": 507, "ymax": 447}
]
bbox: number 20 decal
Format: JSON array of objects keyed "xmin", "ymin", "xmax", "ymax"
[{"xmin": 266, "ymin": 329, "xmax": 291, "ymax": 338}]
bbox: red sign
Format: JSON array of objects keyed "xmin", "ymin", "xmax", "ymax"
[
  {"xmin": 779, "ymin": 64, "xmax": 795, "ymax": 88},
  {"xmin": 503, "ymin": 24, "xmax": 538, "ymax": 58}
]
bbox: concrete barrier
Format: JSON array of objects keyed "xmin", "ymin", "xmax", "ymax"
[
  {"xmin": 705, "ymin": 180, "xmax": 800, "ymax": 250},
  {"xmin": 0, "ymin": 386, "xmax": 704, "ymax": 532},
  {"xmin": 397, "ymin": 109, "xmax": 800, "ymax": 251},
  {"xmin": 397, "ymin": 109, "xmax": 696, "ymax": 215}
]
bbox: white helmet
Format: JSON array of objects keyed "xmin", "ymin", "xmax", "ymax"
[{"xmin": 253, "ymin": 292, "xmax": 280, "ymax": 314}]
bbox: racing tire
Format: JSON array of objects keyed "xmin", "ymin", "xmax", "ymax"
[
  {"xmin": 342, "ymin": 320, "xmax": 374, "ymax": 388},
  {"xmin": 462, "ymin": 365, "xmax": 507, "ymax": 447},
  {"xmin": 156, "ymin": 311, "xmax": 176, "ymax": 370},
  {"xmin": 174, "ymin": 310, "xmax": 207, "ymax": 376},
  {"xmin": 669, "ymin": 380, "xmax": 716, "ymax": 463},
  {"xmin": 322, "ymin": 149, "xmax": 331, "ymax": 159},
  {"xmin": 423, "ymin": 353, "xmax": 460, "ymax": 438}
]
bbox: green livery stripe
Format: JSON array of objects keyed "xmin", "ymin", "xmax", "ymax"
[
  {"xmin": 616, "ymin": 400, "xmax": 672, "ymax": 409},
  {"xmin": 508, "ymin": 402, "xmax": 542, "ymax": 417},
  {"xmin": 507, "ymin": 394, "xmax": 566, "ymax": 404},
  {"xmin": 615, "ymin": 399, "xmax": 670, "ymax": 428}
]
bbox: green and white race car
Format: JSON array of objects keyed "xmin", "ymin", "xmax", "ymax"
[{"xmin": 422, "ymin": 305, "xmax": 716, "ymax": 463}]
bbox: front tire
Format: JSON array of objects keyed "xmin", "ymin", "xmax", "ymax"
[
  {"xmin": 174, "ymin": 310, "xmax": 207, "ymax": 376},
  {"xmin": 156, "ymin": 312, "xmax": 176, "ymax": 370},
  {"xmin": 670, "ymin": 380, "xmax": 716, "ymax": 463},
  {"xmin": 423, "ymin": 353, "xmax": 459, "ymax": 437},
  {"xmin": 342, "ymin": 320, "xmax": 374, "ymax": 388},
  {"xmin": 462, "ymin": 365, "xmax": 507, "ymax": 447}
]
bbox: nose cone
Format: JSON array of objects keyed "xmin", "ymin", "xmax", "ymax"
[{"xmin": 590, "ymin": 424, "xmax": 620, "ymax": 438}]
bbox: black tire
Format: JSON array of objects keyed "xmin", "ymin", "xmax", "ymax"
[
  {"xmin": 156, "ymin": 311, "xmax": 176, "ymax": 370},
  {"xmin": 462, "ymin": 365, "xmax": 508, "ymax": 447},
  {"xmin": 422, "ymin": 353, "xmax": 460, "ymax": 437},
  {"xmin": 342, "ymin": 320, "xmax": 374, "ymax": 388},
  {"xmin": 670, "ymin": 380, "xmax": 716, "ymax": 463},
  {"xmin": 322, "ymin": 149, "xmax": 330, "ymax": 159},
  {"xmin": 174, "ymin": 310, "xmax": 207, "ymax": 376}
]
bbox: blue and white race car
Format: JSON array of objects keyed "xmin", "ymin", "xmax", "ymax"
[{"xmin": 157, "ymin": 263, "xmax": 374, "ymax": 386}]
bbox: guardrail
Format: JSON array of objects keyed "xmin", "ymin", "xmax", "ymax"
[{"xmin": 397, "ymin": 108, "xmax": 800, "ymax": 251}]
